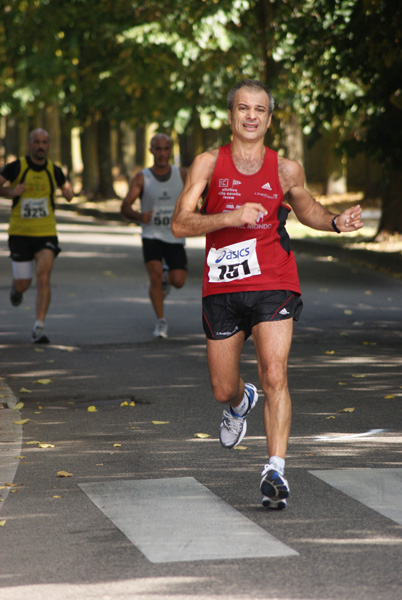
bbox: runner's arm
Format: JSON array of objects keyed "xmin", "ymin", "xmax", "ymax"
[
  {"xmin": 61, "ymin": 181, "xmax": 75, "ymax": 202},
  {"xmin": 282, "ymin": 159, "xmax": 363, "ymax": 233},
  {"xmin": 0, "ymin": 174, "xmax": 25, "ymax": 198},
  {"xmin": 121, "ymin": 171, "xmax": 152, "ymax": 224}
]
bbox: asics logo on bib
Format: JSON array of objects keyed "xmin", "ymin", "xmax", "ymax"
[{"xmin": 215, "ymin": 246, "xmax": 250, "ymax": 264}]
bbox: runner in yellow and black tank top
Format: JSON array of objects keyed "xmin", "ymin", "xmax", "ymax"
[{"xmin": 6, "ymin": 155, "xmax": 66, "ymax": 237}]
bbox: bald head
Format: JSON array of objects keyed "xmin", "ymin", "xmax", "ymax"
[
  {"xmin": 150, "ymin": 133, "xmax": 172, "ymax": 151},
  {"xmin": 28, "ymin": 129, "xmax": 50, "ymax": 164},
  {"xmin": 150, "ymin": 134, "xmax": 173, "ymax": 171}
]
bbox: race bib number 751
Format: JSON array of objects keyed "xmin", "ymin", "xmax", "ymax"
[{"xmin": 207, "ymin": 238, "xmax": 261, "ymax": 283}]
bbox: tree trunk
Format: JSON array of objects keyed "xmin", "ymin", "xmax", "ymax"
[
  {"xmin": 44, "ymin": 103, "xmax": 62, "ymax": 164},
  {"xmin": 60, "ymin": 116, "xmax": 73, "ymax": 181},
  {"xmin": 282, "ymin": 113, "xmax": 304, "ymax": 167},
  {"xmin": 18, "ymin": 118, "xmax": 29, "ymax": 157},
  {"xmin": 323, "ymin": 128, "xmax": 347, "ymax": 195},
  {"xmin": 135, "ymin": 126, "xmax": 146, "ymax": 167},
  {"xmin": 80, "ymin": 121, "xmax": 99, "ymax": 198},
  {"xmin": 376, "ymin": 169, "xmax": 402, "ymax": 239},
  {"xmin": 96, "ymin": 117, "xmax": 116, "ymax": 199},
  {"xmin": 118, "ymin": 122, "xmax": 137, "ymax": 179},
  {"xmin": 5, "ymin": 117, "xmax": 19, "ymax": 160}
]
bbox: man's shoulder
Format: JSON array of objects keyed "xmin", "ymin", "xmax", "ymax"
[
  {"xmin": 278, "ymin": 156, "xmax": 305, "ymax": 193},
  {"xmin": 194, "ymin": 148, "xmax": 219, "ymax": 169},
  {"xmin": 278, "ymin": 156, "xmax": 303, "ymax": 176},
  {"xmin": 1, "ymin": 157, "xmax": 21, "ymax": 181}
]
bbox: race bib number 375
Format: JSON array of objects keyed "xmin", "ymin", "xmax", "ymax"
[{"xmin": 207, "ymin": 238, "xmax": 261, "ymax": 283}]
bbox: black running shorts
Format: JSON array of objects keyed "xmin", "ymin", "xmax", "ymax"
[
  {"xmin": 142, "ymin": 238, "xmax": 187, "ymax": 271},
  {"xmin": 9, "ymin": 235, "xmax": 61, "ymax": 261},
  {"xmin": 202, "ymin": 290, "xmax": 303, "ymax": 340}
]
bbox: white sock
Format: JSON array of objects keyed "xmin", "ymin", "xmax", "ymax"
[
  {"xmin": 230, "ymin": 386, "xmax": 250, "ymax": 417},
  {"xmin": 34, "ymin": 320, "xmax": 45, "ymax": 330},
  {"xmin": 269, "ymin": 456, "xmax": 285, "ymax": 475}
]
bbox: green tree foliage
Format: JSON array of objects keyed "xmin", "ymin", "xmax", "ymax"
[
  {"xmin": 282, "ymin": 0, "xmax": 402, "ymax": 235},
  {"xmin": 1, "ymin": 0, "xmax": 401, "ymax": 233}
]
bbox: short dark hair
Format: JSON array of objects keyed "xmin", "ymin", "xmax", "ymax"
[{"xmin": 227, "ymin": 79, "xmax": 274, "ymax": 116}]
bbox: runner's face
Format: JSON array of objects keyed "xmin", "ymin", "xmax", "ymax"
[
  {"xmin": 29, "ymin": 133, "xmax": 50, "ymax": 163},
  {"xmin": 151, "ymin": 139, "xmax": 172, "ymax": 168},
  {"xmin": 228, "ymin": 88, "xmax": 271, "ymax": 141}
]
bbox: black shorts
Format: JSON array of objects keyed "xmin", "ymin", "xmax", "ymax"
[
  {"xmin": 142, "ymin": 238, "xmax": 187, "ymax": 271},
  {"xmin": 202, "ymin": 290, "xmax": 303, "ymax": 340},
  {"xmin": 9, "ymin": 235, "xmax": 61, "ymax": 262}
]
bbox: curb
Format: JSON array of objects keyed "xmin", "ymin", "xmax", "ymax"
[{"xmin": 0, "ymin": 383, "xmax": 22, "ymax": 511}]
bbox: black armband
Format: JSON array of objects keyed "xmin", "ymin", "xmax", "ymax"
[{"xmin": 331, "ymin": 215, "xmax": 341, "ymax": 234}]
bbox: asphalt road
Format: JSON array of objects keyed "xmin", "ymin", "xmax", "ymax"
[{"xmin": 0, "ymin": 204, "xmax": 401, "ymax": 600}]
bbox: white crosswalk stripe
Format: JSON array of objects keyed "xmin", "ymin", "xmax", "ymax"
[
  {"xmin": 310, "ymin": 469, "xmax": 402, "ymax": 525},
  {"xmin": 79, "ymin": 477, "xmax": 298, "ymax": 563}
]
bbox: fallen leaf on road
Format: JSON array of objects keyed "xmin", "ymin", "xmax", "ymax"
[
  {"xmin": 57, "ymin": 471, "xmax": 73, "ymax": 477},
  {"xmin": 35, "ymin": 379, "xmax": 52, "ymax": 385},
  {"xmin": 152, "ymin": 420, "xmax": 170, "ymax": 425},
  {"xmin": 13, "ymin": 419, "xmax": 30, "ymax": 425},
  {"xmin": 338, "ymin": 382, "xmax": 346, "ymax": 386},
  {"xmin": 120, "ymin": 401, "xmax": 135, "ymax": 407},
  {"xmin": 12, "ymin": 402, "xmax": 24, "ymax": 410},
  {"xmin": 344, "ymin": 309, "xmax": 353, "ymax": 315},
  {"xmin": 352, "ymin": 374, "xmax": 366, "ymax": 378},
  {"xmin": 326, "ymin": 416, "xmax": 336, "ymax": 420},
  {"xmin": 53, "ymin": 495, "xmax": 63, "ymax": 499},
  {"xmin": 338, "ymin": 407, "xmax": 355, "ymax": 413},
  {"xmin": 38, "ymin": 443, "xmax": 55, "ymax": 448},
  {"xmin": 234, "ymin": 446, "xmax": 247, "ymax": 450},
  {"xmin": 194, "ymin": 433, "xmax": 211, "ymax": 439},
  {"xmin": 384, "ymin": 394, "xmax": 394, "ymax": 399},
  {"xmin": 113, "ymin": 444, "xmax": 121, "ymax": 447},
  {"xmin": 0, "ymin": 520, "xmax": 6, "ymax": 526},
  {"xmin": 87, "ymin": 406, "xmax": 97, "ymax": 412},
  {"xmin": 19, "ymin": 387, "xmax": 32, "ymax": 393},
  {"xmin": 325, "ymin": 350, "xmax": 335, "ymax": 355}
]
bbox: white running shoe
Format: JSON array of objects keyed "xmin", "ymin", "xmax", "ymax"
[
  {"xmin": 219, "ymin": 383, "xmax": 258, "ymax": 449},
  {"xmin": 32, "ymin": 325, "xmax": 49, "ymax": 344},
  {"xmin": 153, "ymin": 318, "xmax": 168, "ymax": 339},
  {"xmin": 260, "ymin": 464, "xmax": 289, "ymax": 503}
]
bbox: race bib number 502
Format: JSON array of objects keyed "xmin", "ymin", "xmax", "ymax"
[{"xmin": 207, "ymin": 238, "xmax": 261, "ymax": 283}]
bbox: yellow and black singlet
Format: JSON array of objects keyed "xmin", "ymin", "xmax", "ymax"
[{"xmin": 3, "ymin": 156, "xmax": 66, "ymax": 236}]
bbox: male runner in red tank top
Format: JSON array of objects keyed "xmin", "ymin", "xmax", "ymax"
[{"xmin": 172, "ymin": 79, "xmax": 363, "ymax": 509}]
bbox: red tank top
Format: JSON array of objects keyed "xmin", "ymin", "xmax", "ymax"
[{"xmin": 201, "ymin": 143, "xmax": 301, "ymax": 297}]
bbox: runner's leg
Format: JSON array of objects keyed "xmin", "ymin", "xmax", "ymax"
[
  {"xmin": 252, "ymin": 319, "xmax": 294, "ymax": 459},
  {"xmin": 34, "ymin": 248, "xmax": 55, "ymax": 322},
  {"xmin": 168, "ymin": 269, "xmax": 186, "ymax": 289},
  {"xmin": 206, "ymin": 332, "xmax": 246, "ymax": 408},
  {"xmin": 146, "ymin": 259, "xmax": 164, "ymax": 319}
]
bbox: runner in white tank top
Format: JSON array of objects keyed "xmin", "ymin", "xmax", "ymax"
[{"xmin": 121, "ymin": 134, "xmax": 187, "ymax": 339}]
